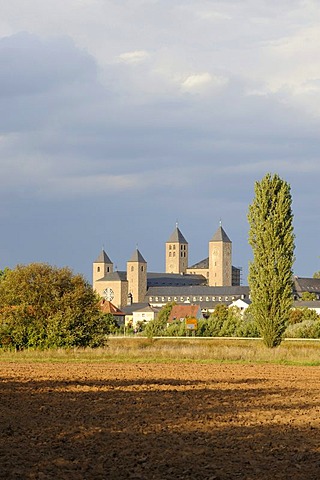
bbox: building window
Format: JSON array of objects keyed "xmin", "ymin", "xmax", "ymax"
[
  {"xmin": 131, "ymin": 266, "xmax": 134, "ymax": 272},
  {"xmin": 97, "ymin": 267, "xmax": 100, "ymax": 272},
  {"xmin": 173, "ymin": 252, "xmax": 176, "ymax": 257},
  {"xmin": 173, "ymin": 245, "xmax": 176, "ymax": 250},
  {"xmin": 180, "ymin": 297, "xmax": 184, "ymax": 301},
  {"xmin": 141, "ymin": 266, "xmax": 144, "ymax": 272},
  {"xmin": 149, "ymin": 297, "xmax": 153, "ymax": 302},
  {"xmin": 169, "ymin": 252, "xmax": 172, "ymax": 257},
  {"xmin": 107, "ymin": 267, "xmax": 110, "ymax": 272},
  {"xmin": 169, "ymin": 245, "xmax": 172, "ymax": 250}
]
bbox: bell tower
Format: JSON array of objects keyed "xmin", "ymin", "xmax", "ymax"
[
  {"xmin": 209, "ymin": 223, "xmax": 232, "ymax": 286},
  {"xmin": 165, "ymin": 224, "xmax": 188, "ymax": 274},
  {"xmin": 127, "ymin": 248, "xmax": 147, "ymax": 303},
  {"xmin": 93, "ymin": 249, "xmax": 113, "ymax": 287}
]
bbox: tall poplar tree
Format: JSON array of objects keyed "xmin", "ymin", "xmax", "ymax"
[{"xmin": 248, "ymin": 173, "xmax": 295, "ymax": 347}]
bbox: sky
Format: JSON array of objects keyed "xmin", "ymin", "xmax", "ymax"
[{"xmin": 1, "ymin": 0, "xmax": 320, "ymax": 283}]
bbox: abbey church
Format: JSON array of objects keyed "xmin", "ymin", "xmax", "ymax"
[{"xmin": 92, "ymin": 224, "xmax": 248, "ymax": 311}]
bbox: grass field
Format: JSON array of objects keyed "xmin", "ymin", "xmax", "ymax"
[{"xmin": 0, "ymin": 336, "xmax": 320, "ymax": 365}]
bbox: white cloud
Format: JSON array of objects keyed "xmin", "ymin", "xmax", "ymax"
[
  {"xmin": 180, "ymin": 72, "xmax": 227, "ymax": 93},
  {"xmin": 117, "ymin": 50, "xmax": 150, "ymax": 64}
]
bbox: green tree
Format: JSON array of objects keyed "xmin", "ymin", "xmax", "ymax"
[
  {"xmin": 144, "ymin": 302, "xmax": 176, "ymax": 338},
  {"xmin": 248, "ymin": 173, "xmax": 295, "ymax": 347},
  {"xmin": 313, "ymin": 271, "xmax": 320, "ymax": 279},
  {"xmin": 301, "ymin": 292, "xmax": 317, "ymax": 301},
  {"xmin": 0, "ymin": 263, "xmax": 109, "ymax": 350},
  {"xmin": 0, "ymin": 268, "xmax": 9, "ymax": 281}
]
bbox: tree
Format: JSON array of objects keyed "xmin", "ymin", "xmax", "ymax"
[
  {"xmin": 144, "ymin": 302, "xmax": 176, "ymax": 338},
  {"xmin": 248, "ymin": 173, "xmax": 295, "ymax": 347},
  {"xmin": 0, "ymin": 263, "xmax": 109, "ymax": 350},
  {"xmin": 301, "ymin": 292, "xmax": 317, "ymax": 301},
  {"xmin": 0, "ymin": 268, "xmax": 9, "ymax": 281},
  {"xmin": 313, "ymin": 271, "xmax": 320, "ymax": 279}
]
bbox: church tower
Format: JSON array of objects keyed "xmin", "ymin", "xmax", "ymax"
[
  {"xmin": 165, "ymin": 225, "xmax": 188, "ymax": 274},
  {"xmin": 92, "ymin": 249, "xmax": 113, "ymax": 286},
  {"xmin": 209, "ymin": 224, "xmax": 232, "ymax": 286},
  {"xmin": 127, "ymin": 249, "xmax": 147, "ymax": 303}
]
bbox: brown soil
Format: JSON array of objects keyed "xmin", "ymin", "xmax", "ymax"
[{"xmin": 1, "ymin": 362, "xmax": 320, "ymax": 479}]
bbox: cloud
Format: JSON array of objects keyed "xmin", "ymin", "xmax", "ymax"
[
  {"xmin": 117, "ymin": 50, "xmax": 150, "ymax": 64},
  {"xmin": 0, "ymin": 2, "xmax": 320, "ymax": 278},
  {"xmin": 181, "ymin": 73, "xmax": 228, "ymax": 93}
]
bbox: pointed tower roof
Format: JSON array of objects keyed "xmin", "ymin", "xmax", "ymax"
[
  {"xmin": 167, "ymin": 226, "xmax": 188, "ymax": 244},
  {"xmin": 211, "ymin": 226, "xmax": 231, "ymax": 243},
  {"xmin": 128, "ymin": 248, "xmax": 147, "ymax": 263},
  {"xmin": 94, "ymin": 249, "xmax": 113, "ymax": 263}
]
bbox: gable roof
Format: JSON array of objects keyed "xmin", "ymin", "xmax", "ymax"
[
  {"xmin": 211, "ymin": 226, "xmax": 231, "ymax": 243},
  {"xmin": 167, "ymin": 226, "xmax": 188, "ymax": 244},
  {"xmin": 96, "ymin": 271, "xmax": 127, "ymax": 282},
  {"xmin": 128, "ymin": 249, "xmax": 147, "ymax": 263},
  {"xmin": 293, "ymin": 277, "xmax": 320, "ymax": 295},
  {"xmin": 168, "ymin": 304, "xmax": 202, "ymax": 323},
  {"xmin": 121, "ymin": 303, "xmax": 150, "ymax": 315},
  {"xmin": 98, "ymin": 300, "xmax": 124, "ymax": 315},
  {"xmin": 133, "ymin": 305, "xmax": 161, "ymax": 314},
  {"xmin": 94, "ymin": 249, "xmax": 113, "ymax": 264},
  {"xmin": 188, "ymin": 257, "xmax": 209, "ymax": 269}
]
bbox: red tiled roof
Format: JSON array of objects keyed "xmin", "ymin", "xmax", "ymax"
[
  {"xmin": 168, "ymin": 304, "xmax": 201, "ymax": 323},
  {"xmin": 98, "ymin": 300, "xmax": 124, "ymax": 315}
]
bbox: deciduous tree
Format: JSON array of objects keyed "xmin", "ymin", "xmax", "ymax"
[{"xmin": 0, "ymin": 263, "xmax": 109, "ymax": 349}]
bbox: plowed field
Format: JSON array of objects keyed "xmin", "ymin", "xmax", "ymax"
[{"xmin": 1, "ymin": 362, "xmax": 320, "ymax": 479}]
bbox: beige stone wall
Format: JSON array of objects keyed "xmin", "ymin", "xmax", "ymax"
[
  {"xmin": 94, "ymin": 280, "xmax": 128, "ymax": 309},
  {"xmin": 92, "ymin": 262, "xmax": 113, "ymax": 285},
  {"xmin": 127, "ymin": 262, "xmax": 147, "ymax": 303},
  {"xmin": 209, "ymin": 241, "xmax": 232, "ymax": 286},
  {"xmin": 166, "ymin": 242, "xmax": 188, "ymax": 274},
  {"xmin": 186, "ymin": 267, "xmax": 209, "ymax": 281}
]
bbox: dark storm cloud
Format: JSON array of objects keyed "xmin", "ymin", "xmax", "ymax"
[{"xmin": 0, "ymin": 0, "xmax": 320, "ymax": 280}]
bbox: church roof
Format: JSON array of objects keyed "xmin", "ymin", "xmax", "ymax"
[
  {"xmin": 94, "ymin": 249, "xmax": 113, "ymax": 264},
  {"xmin": 96, "ymin": 271, "xmax": 127, "ymax": 282},
  {"xmin": 211, "ymin": 226, "xmax": 231, "ymax": 243},
  {"xmin": 188, "ymin": 257, "xmax": 209, "ymax": 269},
  {"xmin": 128, "ymin": 249, "xmax": 147, "ymax": 263},
  {"xmin": 146, "ymin": 285, "xmax": 249, "ymax": 297},
  {"xmin": 167, "ymin": 226, "xmax": 188, "ymax": 244},
  {"xmin": 147, "ymin": 272, "xmax": 206, "ymax": 287}
]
